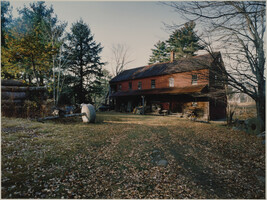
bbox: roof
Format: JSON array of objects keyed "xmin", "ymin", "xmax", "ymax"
[
  {"xmin": 110, "ymin": 52, "xmax": 221, "ymax": 83},
  {"xmin": 110, "ymin": 84, "xmax": 208, "ymax": 97}
]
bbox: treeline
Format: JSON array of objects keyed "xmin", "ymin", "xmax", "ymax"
[{"xmin": 1, "ymin": 1, "xmax": 111, "ymax": 106}]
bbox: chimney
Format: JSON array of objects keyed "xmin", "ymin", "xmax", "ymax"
[{"xmin": 170, "ymin": 51, "xmax": 175, "ymax": 62}]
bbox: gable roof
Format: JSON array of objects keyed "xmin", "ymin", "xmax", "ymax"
[{"xmin": 110, "ymin": 52, "xmax": 221, "ymax": 83}]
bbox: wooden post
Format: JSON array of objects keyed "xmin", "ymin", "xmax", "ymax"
[
  {"xmin": 207, "ymin": 101, "xmax": 210, "ymax": 121},
  {"xmin": 141, "ymin": 95, "xmax": 145, "ymax": 115}
]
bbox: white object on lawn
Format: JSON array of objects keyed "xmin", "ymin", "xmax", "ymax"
[{"xmin": 81, "ymin": 104, "xmax": 96, "ymax": 123}]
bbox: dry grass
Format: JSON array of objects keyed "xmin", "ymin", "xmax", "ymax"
[
  {"xmin": 229, "ymin": 103, "xmax": 257, "ymax": 120},
  {"xmin": 1, "ymin": 112, "xmax": 265, "ymax": 198}
]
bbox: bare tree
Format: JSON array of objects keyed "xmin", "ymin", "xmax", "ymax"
[
  {"xmin": 163, "ymin": 1, "xmax": 266, "ymax": 131},
  {"xmin": 111, "ymin": 44, "xmax": 133, "ymax": 76}
]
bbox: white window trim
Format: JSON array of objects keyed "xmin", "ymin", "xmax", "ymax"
[
  {"xmin": 192, "ymin": 75, "xmax": 198, "ymax": 85},
  {"xmin": 151, "ymin": 80, "xmax": 156, "ymax": 89},
  {"xmin": 138, "ymin": 81, "xmax": 142, "ymax": 90},
  {"xmin": 169, "ymin": 77, "xmax": 174, "ymax": 87}
]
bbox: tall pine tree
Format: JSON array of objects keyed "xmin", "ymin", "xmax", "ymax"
[
  {"xmin": 167, "ymin": 21, "xmax": 203, "ymax": 59},
  {"xmin": 148, "ymin": 41, "xmax": 169, "ymax": 64},
  {"xmin": 148, "ymin": 22, "xmax": 203, "ymax": 64},
  {"xmin": 63, "ymin": 19, "xmax": 104, "ymax": 104}
]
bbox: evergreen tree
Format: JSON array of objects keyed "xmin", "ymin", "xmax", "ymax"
[
  {"xmin": 63, "ymin": 19, "xmax": 104, "ymax": 104},
  {"xmin": 148, "ymin": 22, "xmax": 202, "ymax": 64},
  {"xmin": 167, "ymin": 21, "xmax": 203, "ymax": 59},
  {"xmin": 148, "ymin": 41, "xmax": 169, "ymax": 64}
]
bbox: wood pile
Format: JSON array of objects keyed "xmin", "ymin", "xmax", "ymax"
[{"xmin": 1, "ymin": 79, "xmax": 46, "ymax": 117}]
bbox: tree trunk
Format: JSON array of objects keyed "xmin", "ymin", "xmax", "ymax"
[
  {"xmin": 28, "ymin": 74, "xmax": 32, "ymax": 85},
  {"xmin": 78, "ymin": 67, "xmax": 84, "ymax": 104},
  {"xmin": 40, "ymin": 74, "xmax": 44, "ymax": 86},
  {"xmin": 256, "ymin": 96, "xmax": 265, "ymax": 133},
  {"xmin": 256, "ymin": 73, "xmax": 266, "ymax": 132},
  {"xmin": 31, "ymin": 55, "xmax": 40, "ymax": 87}
]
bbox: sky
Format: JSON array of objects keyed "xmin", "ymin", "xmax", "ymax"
[{"xmin": 9, "ymin": 1, "xmax": 186, "ymax": 74}]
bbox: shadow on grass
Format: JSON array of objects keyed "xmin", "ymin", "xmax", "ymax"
[{"xmin": 159, "ymin": 132, "xmax": 245, "ymax": 198}]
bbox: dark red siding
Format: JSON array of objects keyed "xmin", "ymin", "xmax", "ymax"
[{"xmin": 114, "ymin": 69, "xmax": 209, "ymax": 91}]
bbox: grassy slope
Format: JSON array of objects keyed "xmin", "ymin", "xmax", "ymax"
[{"xmin": 1, "ymin": 112, "xmax": 265, "ymax": 198}]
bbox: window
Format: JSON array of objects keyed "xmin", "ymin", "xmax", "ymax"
[
  {"xmin": 129, "ymin": 82, "xmax": 132, "ymax": 90},
  {"xmin": 118, "ymin": 84, "xmax": 122, "ymax": 91},
  {"xmin": 138, "ymin": 81, "xmax": 142, "ymax": 90},
  {"xmin": 151, "ymin": 80, "xmax": 156, "ymax": 89},
  {"xmin": 192, "ymin": 102, "xmax": 198, "ymax": 107},
  {"xmin": 169, "ymin": 78, "xmax": 174, "ymax": 87},
  {"xmin": 192, "ymin": 75, "xmax": 198, "ymax": 85}
]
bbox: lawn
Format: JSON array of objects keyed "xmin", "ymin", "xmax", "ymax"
[{"xmin": 1, "ymin": 112, "xmax": 265, "ymax": 198}]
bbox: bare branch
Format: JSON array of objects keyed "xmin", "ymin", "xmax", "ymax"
[{"xmin": 111, "ymin": 43, "xmax": 134, "ymax": 76}]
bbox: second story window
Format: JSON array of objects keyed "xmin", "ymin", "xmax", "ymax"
[
  {"xmin": 192, "ymin": 102, "xmax": 198, "ymax": 107},
  {"xmin": 129, "ymin": 82, "xmax": 132, "ymax": 90},
  {"xmin": 118, "ymin": 84, "xmax": 122, "ymax": 91},
  {"xmin": 192, "ymin": 75, "xmax": 198, "ymax": 85},
  {"xmin": 138, "ymin": 81, "xmax": 142, "ymax": 90},
  {"xmin": 151, "ymin": 80, "xmax": 155, "ymax": 89},
  {"xmin": 169, "ymin": 78, "xmax": 174, "ymax": 87}
]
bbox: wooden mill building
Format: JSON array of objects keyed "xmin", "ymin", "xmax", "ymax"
[{"xmin": 109, "ymin": 52, "xmax": 227, "ymax": 120}]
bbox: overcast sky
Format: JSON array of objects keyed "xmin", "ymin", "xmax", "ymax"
[{"xmin": 9, "ymin": 1, "xmax": 187, "ymax": 74}]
